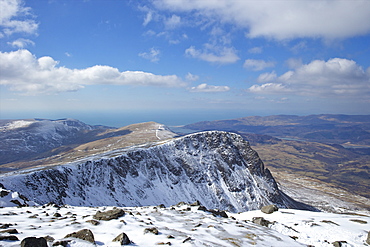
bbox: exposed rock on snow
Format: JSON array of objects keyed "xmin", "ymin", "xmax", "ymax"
[
  {"xmin": 0, "ymin": 131, "xmax": 313, "ymax": 212},
  {"xmin": 93, "ymin": 208, "xmax": 125, "ymax": 221},
  {"xmin": 20, "ymin": 237, "xmax": 47, "ymax": 247},
  {"xmin": 0, "ymin": 203, "xmax": 368, "ymax": 247},
  {"xmin": 64, "ymin": 229, "xmax": 95, "ymax": 243},
  {"xmin": 261, "ymin": 204, "xmax": 279, "ymax": 214}
]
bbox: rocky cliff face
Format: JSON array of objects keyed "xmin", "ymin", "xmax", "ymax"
[{"xmin": 0, "ymin": 131, "xmax": 313, "ymax": 212}]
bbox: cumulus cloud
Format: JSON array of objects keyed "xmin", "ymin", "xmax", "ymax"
[
  {"xmin": 0, "ymin": 0, "xmax": 38, "ymax": 37},
  {"xmin": 243, "ymin": 59, "xmax": 275, "ymax": 71},
  {"xmin": 185, "ymin": 45, "xmax": 239, "ymax": 64},
  {"xmin": 153, "ymin": 0, "xmax": 370, "ymax": 40},
  {"xmin": 189, "ymin": 83, "xmax": 230, "ymax": 93},
  {"xmin": 139, "ymin": 47, "xmax": 161, "ymax": 62},
  {"xmin": 0, "ymin": 49, "xmax": 186, "ymax": 95},
  {"xmin": 249, "ymin": 58, "xmax": 370, "ymax": 98}
]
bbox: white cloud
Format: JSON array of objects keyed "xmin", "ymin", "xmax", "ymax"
[
  {"xmin": 0, "ymin": 0, "xmax": 38, "ymax": 37},
  {"xmin": 139, "ymin": 47, "xmax": 161, "ymax": 62},
  {"xmin": 257, "ymin": 71, "xmax": 277, "ymax": 83},
  {"xmin": 0, "ymin": 49, "xmax": 186, "ymax": 95},
  {"xmin": 143, "ymin": 11, "xmax": 153, "ymax": 26},
  {"xmin": 243, "ymin": 59, "xmax": 275, "ymax": 71},
  {"xmin": 249, "ymin": 83, "xmax": 289, "ymax": 94},
  {"xmin": 248, "ymin": 47, "xmax": 262, "ymax": 54},
  {"xmin": 185, "ymin": 72, "xmax": 199, "ymax": 81},
  {"xmin": 185, "ymin": 45, "xmax": 239, "ymax": 64},
  {"xmin": 153, "ymin": 0, "xmax": 370, "ymax": 40},
  {"xmin": 164, "ymin": 14, "xmax": 181, "ymax": 29},
  {"xmin": 189, "ymin": 83, "xmax": 230, "ymax": 93},
  {"xmin": 249, "ymin": 58, "xmax": 370, "ymax": 98},
  {"xmin": 7, "ymin": 38, "xmax": 34, "ymax": 48},
  {"xmin": 285, "ymin": 58, "xmax": 302, "ymax": 69}
]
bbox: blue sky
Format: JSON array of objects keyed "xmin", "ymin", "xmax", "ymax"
[{"xmin": 1, "ymin": 0, "xmax": 370, "ymax": 126}]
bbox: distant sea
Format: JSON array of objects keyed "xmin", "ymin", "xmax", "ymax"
[{"xmin": 0, "ymin": 109, "xmax": 263, "ymax": 128}]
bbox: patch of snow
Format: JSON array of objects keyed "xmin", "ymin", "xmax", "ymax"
[
  {"xmin": 0, "ymin": 120, "xmax": 36, "ymax": 131},
  {"xmin": 231, "ymin": 209, "xmax": 370, "ymax": 247}
]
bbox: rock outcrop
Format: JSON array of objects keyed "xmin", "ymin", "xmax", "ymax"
[{"xmin": 0, "ymin": 131, "xmax": 314, "ymax": 212}]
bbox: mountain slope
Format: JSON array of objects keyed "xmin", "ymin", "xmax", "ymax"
[
  {"xmin": 0, "ymin": 120, "xmax": 177, "ymax": 172},
  {"xmin": 0, "ymin": 118, "xmax": 112, "ymax": 166},
  {"xmin": 0, "ymin": 131, "xmax": 313, "ymax": 212}
]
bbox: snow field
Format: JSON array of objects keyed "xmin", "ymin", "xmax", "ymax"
[
  {"xmin": 0, "ymin": 204, "xmax": 304, "ymax": 247},
  {"xmin": 232, "ymin": 209, "xmax": 370, "ymax": 247}
]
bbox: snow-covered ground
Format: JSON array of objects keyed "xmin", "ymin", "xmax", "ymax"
[{"xmin": 0, "ymin": 201, "xmax": 369, "ymax": 247}]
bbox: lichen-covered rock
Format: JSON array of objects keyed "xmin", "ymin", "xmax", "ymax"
[
  {"xmin": 20, "ymin": 237, "xmax": 47, "ymax": 247},
  {"xmin": 64, "ymin": 229, "xmax": 95, "ymax": 243},
  {"xmin": 112, "ymin": 232, "xmax": 131, "ymax": 245},
  {"xmin": 93, "ymin": 208, "xmax": 125, "ymax": 221},
  {"xmin": 261, "ymin": 204, "xmax": 279, "ymax": 214}
]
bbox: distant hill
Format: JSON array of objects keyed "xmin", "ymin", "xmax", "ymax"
[
  {"xmin": 184, "ymin": 114, "xmax": 370, "ymax": 145},
  {"xmin": 0, "ymin": 119, "xmax": 177, "ymax": 172}
]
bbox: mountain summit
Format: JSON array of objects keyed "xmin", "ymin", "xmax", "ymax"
[{"xmin": 0, "ymin": 130, "xmax": 313, "ymax": 212}]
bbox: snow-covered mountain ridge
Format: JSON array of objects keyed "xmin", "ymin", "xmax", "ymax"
[
  {"xmin": 0, "ymin": 118, "xmax": 110, "ymax": 166},
  {"xmin": 0, "ymin": 131, "xmax": 313, "ymax": 212}
]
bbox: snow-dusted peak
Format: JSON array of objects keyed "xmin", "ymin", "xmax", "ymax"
[
  {"xmin": 0, "ymin": 120, "xmax": 37, "ymax": 131},
  {"xmin": 0, "ymin": 130, "xmax": 313, "ymax": 213}
]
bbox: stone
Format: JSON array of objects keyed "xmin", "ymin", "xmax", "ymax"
[
  {"xmin": 0, "ymin": 190, "xmax": 9, "ymax": 197},
  {"xmin": 144, "ymin": 227, "xmax": 159, "ymax": 235},
  {"xmin": 93, "ymin": 208, "xmax": 125, "ymax": 221},
  {"xmin": 183, "ymin": 237, "xmax": 192, "ymax": 243},
  {"xmin": 252, "ymin": 217, "xmax": 271, "ymax": 227},
  {"xmin": 64, "ymin": 229, "xmax": 95, "ymax": 243},
  {"xmin": 20, "ymin": 237, "xmax": 47, "ymax": 247},
  {"xmin": 53, "ymin": 212, "xmax": 62, "ymax": 217},
  {"xmin": 52, "ymin": 240, "xmax": 70, "ymax": 247},
  {"xmin": 0, "ymin": 236, "xmax": 19, "ymax": 241},
  {"xmin": 43, "ymin": 235, "xmax": 55, "ymax": 242},
  {"xmin": 209, "ymin": 209, "xmax": 228, "ymax": 218},
  {"xmin": 190, "ymin": 200, "xmax": 201, "ymax": 206},
  {"xmin": 332, "ymin": 241, "xmax": 347, "ymax": 247},
  {"xmin": 0, "ymin": 228, "xmax": 18, "ymax": 234},
  {"xmin": 86, "ymin": 219, "xmax": 100, "ymax": 225},
  {"xmin": 112, "ymin": 232, "xmax": 131, "ymax": 245},
  {"xmin": 261, "ymin": 204, "xmax": 279, "ymax": 214},
  {"xmin": 367, "ymin": 231, "xmax": 370, "ymax": 245}
]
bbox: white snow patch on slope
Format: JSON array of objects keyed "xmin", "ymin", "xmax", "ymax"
[
  {"xmin": 0, "ymin": 120, "xmax": 36, "ymax": 131},
  {"xmin": 231, "ymin": 209, "xmax": 370, "ymax": 247}
]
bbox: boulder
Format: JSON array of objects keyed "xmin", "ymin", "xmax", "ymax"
[
  {"xmin": 252, "ymin": 217, "xmax": 271, "ymax": 227},
  {"xmin": 261, "ymin": 204, "xmax": 279, "ymax": 214},
  {"xmin": 0, "ymin": 236, "xmax": 19, "ymax": 241},
  {"xmin": 144, "ymin": 227, "xmax": 159, "ymax": 235},
  {"xmin": 112, "ymin": 232, "xmax": 131, "ymax": 245},
  {"xmin": 367, "ymin": 231, "xmax": 370, "ymax": 245},
  {"xmin": 64, "ymin": 229, "xmax": 95, "ymax": 243},
  {"xmin": 20, "ymin": 237, "xmax": 47, "ymax": 247},
  {"xmin": 93, "ymin": 208, "xmax": 125, "ymax": 221}
]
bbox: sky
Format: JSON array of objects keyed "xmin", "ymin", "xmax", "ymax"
[{"xmin": 1, "ymin": 0, "xmax": 370, "ymax": 126}]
